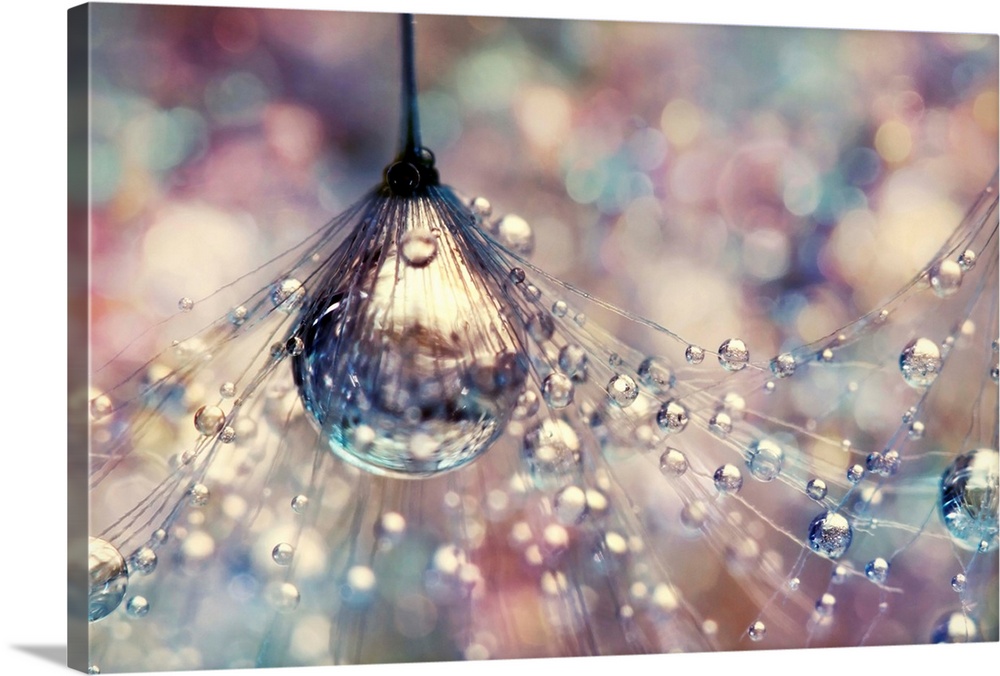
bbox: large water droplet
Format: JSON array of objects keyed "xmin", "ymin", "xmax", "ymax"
[
  {"xmin": 89, "ymin": 537, "xmax": 128, "ymax": 622},
  {"xmin": 292, "ymin": 193, "xmax": 525, "ymax": 477},
  {"xmin": 899, "ymin": 337, "xmax": 942, "ymax": 388},
  {"xmin": 939, "ymin": 448, "xmax": 999, "ymax": 552},
  {"xmin": 807, "ymin": 511, "xmax": 853, "ymax": 559}
]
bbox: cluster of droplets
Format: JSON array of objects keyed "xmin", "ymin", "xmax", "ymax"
[{"xmin": 86, "ymin": 173, "xmax": 999, "ymax": 671}]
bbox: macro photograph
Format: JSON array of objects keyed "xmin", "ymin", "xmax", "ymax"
[{"xmin": 56, "ymin": 1, "xmax": 1000, "ymax": 674}]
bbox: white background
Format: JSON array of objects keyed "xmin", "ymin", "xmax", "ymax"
[{"xmin": 1, "ymin": 1, "xmax": 997, "ymax": 674}]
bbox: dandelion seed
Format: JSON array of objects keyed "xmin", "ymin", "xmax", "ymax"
[{"xmin": 83, "ymin": 7, "xmax": 999, "ymax": 672}]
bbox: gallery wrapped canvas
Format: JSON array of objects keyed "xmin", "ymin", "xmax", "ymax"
[{"xmin": 68, "ymin": 2, "xmax": 998, "ymax": 674}]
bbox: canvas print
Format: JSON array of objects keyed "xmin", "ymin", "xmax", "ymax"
[{"xmin": 73, "ymin": 3, "xmax": 998, "ymax": 673}]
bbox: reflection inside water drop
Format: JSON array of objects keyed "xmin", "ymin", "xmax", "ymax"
[{"xmin": 293, "ymin": 190, "xmax": 525, "ymax": 477}]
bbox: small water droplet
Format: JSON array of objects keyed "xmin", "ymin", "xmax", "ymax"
[
  {"xmin": 177, "ymin": 297, "xmax": 194, "ymax": 312},
  {"xmin": 272, "ymin": 542, "xmax": 295, "ymax": 565},
  {"xmin": 400, "ymin": 228, "xmax": 438, "ymax": 267},
  {"xmin": 747, "ymin": 620, "xmax": 766, "ymax": 641},
  {"xmin": 709, "ymin": 411, "xmax": 732, "ymax": 437},
  {"xmin": 90, "ymin": 394, "xmax": 113, "ymax": 420},
  {"xmin": 928, "ymin": 259, "xmax": 963, "ymax": 297},
  {"xmin": 713, "ymin": 464, "xmax": 743, "ymax": 494},
  {"xmin": 847, "ymin": 464, "xmax": 865, "ymax": 484},
  {"xmin": 718, "ymin": 338, "xmax": 749, "ymax": 371},
  {"xmin": 228, "ymin": 305, "xmax": 248, "ymax": 326},
  {"xmin": 951, "ymin": 573, "xmax": 967, "ymax": 592},
  {"xmin": 806, "ymin": 478, "xmax": 828, "ymax": 501},
  {"xmin": 908, "ymin": 421, "xmax": 925, "ymax": 439},
  {"xmin": 656, "ymin": 400, "xmax": 689, "ymax": 434},
  {"xmin": 269, "ymin": 581, "xmax": 301, "ymax": 612},
  {"xmin": 194, "ymin": 405, "xmax": 226, "ymax": 436},
  {"xmin": 342, "ymin": 565, "xmax": 378, "ymax": 607},
  {"xmin": 129, "ymin": 546, "xmax": 157, "ymax": 576},
  {"xmin": 553, "ymin": 485, "xmax": 588, "ymax": 525},
  {"xmin": 807, "ymin": 511, "xmax": 853, "ymax": 559},
  {"xmin": 291, "ymin": 494, "xmax": 309, "ymax": 514},
  {"xmin": 788, "ymin": 577, "xmax": 800, "ymax": 590},
  {"xmin": 470, "ymin": 196, "xmax": 492, "ymax": 220},
  {"xmin": 747, "ymin": 439, "xmax": 783, "ymax": 482},
  {"xmin": 814, "ymin": 592, "xmax": 837, "ymax": 617},
  {"xmin": 637, "ymin": 356, "xmax": 675, "ymax": 393},
  {"xmin": 496, "ymin": 214, "xmax": 534, "ymax": 256},
  {"xmin": 522, "ymin": 419, "xmax": 581, "ymax": 489},
  {"xmin": 573, "ymin": 312, "xmax": 587, "ymax": 326},
  {"xmin": 126, "ymin": 595, "xmax": 149, "ymax": 618},
  {"xmin": 219, "ymin": 381, "xmax": 236, "ymax": 398},
  {"xmin": 285, "ymin": 335, "xmax": 304, "ymax": 356},
  {"xmin": 89, "ymin": 537, "xmax": 128, "ymax": 622},
  {"xmin": 551, "ymin": 300, "xmax": 568, "ymax": 317},
  {"xmin": 659, "ymin": 447, "xmax": 688, "ymax": 477},
  {"xmin": 680, "ymin": 500, "xmax": 709, "ymax": 530},
  {"xmin": 865, "ymin": 449, "xmax": 900, "ymax": 477},
  {"xmin": 899, "ymin": 337, "xmax": 942, "ymax": 388},
  {"xmin": 270, "ymin": 278, "xmax": 305, "ymax": 312},
  {"xmin": 770, "ymin": 353, "xmax": 796, "ymax": 378},
  {"xmin": 542, "ymin": 373, "xmax": 574, "ymax": 409},
  {"xmin": 527, "ymin": 313, "xmax": 555, "ymax": 341},
  {"xmin": 606, "ymin": 374, "xmax": 638, "ymax": 407},
  {"xmin": 931, "ymin": 611, "xmax": 978, "ymax": 643},
  {"xmin": 219, "ymin": 425, "xmax": 236, "ymax": 443},
  {"xmin": 509, "ymin": 267, "xmax": 525, "ymax": 284},
  {"xmin": 189, "ymin": 483, "xmax": 210, "ymax": 506},
  {"xmin": 865, "ymin": 557, "xmax": 889, "ymax": 584},
  {"xmin": 685, "ymin": 344, "xmax": 705, "ymax": 364},
  {"xmin": 512, "ymin": 390, "xmax": 540, "ymax": 419},
  {"xmin": 558, "ymin": 345, "xmax": 588, "ymax": 380}
]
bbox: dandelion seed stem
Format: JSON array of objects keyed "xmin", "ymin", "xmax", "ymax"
[{"xmin": 399, "ymin": 13, "xmax": 421, "ymax": 158}]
